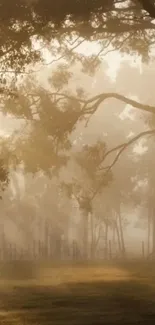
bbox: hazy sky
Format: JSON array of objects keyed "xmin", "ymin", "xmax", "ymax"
[
  {"xmin": 0, "ymin": 40, "xmax": 152, "ymax": 250},
  {"xmin": 0, "ymin": 41, "xmax": 142, "ymax": 135}
]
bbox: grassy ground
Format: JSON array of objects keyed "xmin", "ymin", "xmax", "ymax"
[{"xmin": 0, "ymin": 261, "xmax": 155, "ymax": 324}]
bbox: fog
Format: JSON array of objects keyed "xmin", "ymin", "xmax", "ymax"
[{"xmin": 0, "ymin": 49, "xmax": 153, "ymax": 261}]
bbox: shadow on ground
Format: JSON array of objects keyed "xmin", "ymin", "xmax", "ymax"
[{"xmin": 1, "ymin": 275, "xmax": 155, "ymax": 324}]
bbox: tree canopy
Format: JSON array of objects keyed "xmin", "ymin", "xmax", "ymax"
[
  {"xmin": 0, "ymin": 0, "xmax": 155, "ymax": 76},
  {"xmin": 0, "ymin": 0, "xmax": 154, "ymax": 209}
]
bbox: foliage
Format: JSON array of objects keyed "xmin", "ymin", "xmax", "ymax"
[
  {"xmin": 61, "ymin": 139, "xmax": 113, "ymax": 216},
  {"xmin": 0, "ymin": 0, "xmax": 154, "ymax": 78},
  {"xmin": 0, "ymin": 0, "xmax": 154, "ymax": 218},
  {"xmin": 75, "ymin": 140, "xmax": 113, "ymax": 186}
]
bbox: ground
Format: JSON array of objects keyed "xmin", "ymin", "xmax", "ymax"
[{"xmin": 0, "ymin": 261, "xmax": 155, "ymax": 324}]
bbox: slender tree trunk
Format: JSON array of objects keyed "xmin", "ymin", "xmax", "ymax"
[
  {"xmin": 115, "ymin": 220, "xmax": 122, "ymax": 255},
  {"xmin": 147, "ymin": 205, "xmax": 151, "ymax": 257},
  {"xmin": 112, "ymin": 222, "xmax": 116, "ymax": 256},
  {"xmin": 82, "ymin": 212, "xmax": 89, "ymax": 260},
  {"xmin": 152, "ymin": 207, "xmax": 155, "ymax": 256},
  {"xmin": 117, "ymin": 210, "xmax": 126, "ymax": 258},
  {"xmin": 44, "ymin": 219, "xmax": 49, "ymax": 258},
  {"xmin": 104, "ymin": 221, "xmax": 109, "ymax": 259},
  {"xmin": 90, "ymin": 213, "xmax": 95, "ymax": 259},
  {"xmin": 112, "ymin": 223, "xmax": 116, "ymax": 245}
]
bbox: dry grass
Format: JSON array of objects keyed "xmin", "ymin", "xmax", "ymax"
[{"xmin": 0, "ymin": 261, "xmax": 155, "ymax": 324}]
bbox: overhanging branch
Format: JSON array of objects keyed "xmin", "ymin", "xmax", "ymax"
[
  {"xmin": 99, "ymin": 129, "xmax": 155, "ymax": 171},
  {"xmin": 34, "ymin": 90, "xmax": 155, "ymax": 116},
  {"xmin": 83, "ymin": 92, "xmax": 155, "ymax": 115},
  {"xmin": 91, "ymin": 129, "xmax": 155, "ymax": 201}
]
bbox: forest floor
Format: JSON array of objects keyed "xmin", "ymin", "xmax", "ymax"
[{"xmin": 0, "ymin": 261, "xmax": 155, "ymax": 324}]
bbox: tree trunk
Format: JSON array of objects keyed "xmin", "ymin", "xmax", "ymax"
[
  {"xmin": 90, "ymin": 213, "xmax": 95, "ymax": 259},
  {"xmin": 44, "ymin": 219, "xmax": 49, "ymax": 258},
  {"xmin": 117, "ymin": 207, "xmax": 126, "ymax": 258},
  {"xmin": 115, "ymin": 220, "xmax": 122, "ymax": 256},
  {"xmin": 147, "ymin": 205, "xmax": 151, "ymax": 257},
  {"xmin": 112, "ymin": 223, "xmax": 116, "ymax": 246},
  {"xmin": 104, "ymin": 221, "xmax": 109, "ymax": 259},
  {"xmin": 152, "ymin": 207, "xmax": 155, "ymax": 255},
  {"xmin": 82, "ymin": 212, "xmax": 89, "ymax": 260}
]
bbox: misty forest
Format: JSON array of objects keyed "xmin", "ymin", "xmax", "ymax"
[{"xmin": 1, "ymin": 1, "xmax": 155, "ymax": 324}]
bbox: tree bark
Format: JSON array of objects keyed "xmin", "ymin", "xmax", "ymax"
[
  {"xmin": 152, "ymin": 206, "xmax": 155, "ymax": 255},
  {"xmin": 147, "ymin": 205, "xmax": 151, "ymax": 257},
  {"xmin": 112, "ymin": 222, "xmax": 116, "ymax": 246},
  {"xmin": 115, "ymin": 220, "xmax": 122, "ymax": 255},
  {"xmin": 104, "ymin": 221, "xmax": 109, "ymax": 259},
  {"xmin": 117, "ymin": 209, "xmax": 126, "ymax": 258},
  {"xmin": 90, "ymin": 213, "xmax": 97, "ymax": 260},
  {"xmin": 82, "ymin": 212, "xmax": 89, "ymax": 260}
]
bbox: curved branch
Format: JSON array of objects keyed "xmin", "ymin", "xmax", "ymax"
[
  {"xmin": 84, "ymin": 93, "xmax": 155, "ymax": 115},
  {"xmin": 91, "ymin": 129, "xmax": 155, "ymax": 201},
  {"xmin": 28, "ymin": 90, "xmax": 155, "ymax": 116},
  {"xmin": 99, "ymin": 129, "xmax": 155, "ymax": 171}
]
